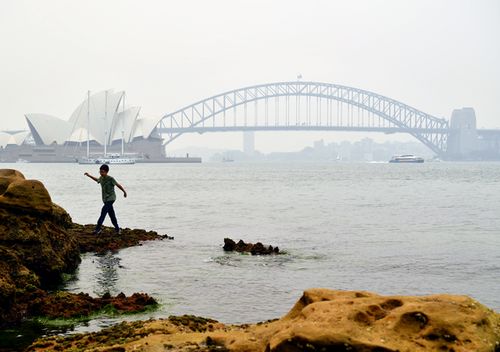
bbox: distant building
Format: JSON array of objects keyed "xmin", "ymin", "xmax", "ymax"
[
  {"xmin": 1, "ymin": 90, "xmax": 168, "ymax": 162},
  {"xmin": 25, "ymin": 90, "xmax": 160, "ymax": 147},
  {"xmin": 243, "ymin": 131, "xmax": 255, "ymax": 155}
]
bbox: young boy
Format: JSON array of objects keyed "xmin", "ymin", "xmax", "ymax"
[{"xmin": 84, "ymin": 164, "xmax": 127, "ymax": 235}]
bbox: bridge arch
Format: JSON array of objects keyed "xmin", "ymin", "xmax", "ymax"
[{"xmin": 158, "ymin": 81, "xmax": 449, "ymax": 156}]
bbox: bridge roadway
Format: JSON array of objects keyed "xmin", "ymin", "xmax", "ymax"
[{"xmin": 158, "ymin": 126, "xmax": 449, "ymax": 134}]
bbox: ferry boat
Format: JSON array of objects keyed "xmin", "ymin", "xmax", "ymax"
[
  {"xmin": 389, "ymin": 155, "xmax": 424, "ymax": 163},
  {"xmin": 79, "ymin": 154, "xmax": 135, "ymax": 165},
  {"xmin": 98, "ymin": 154, "xmax": 136, "ymax": 165}
]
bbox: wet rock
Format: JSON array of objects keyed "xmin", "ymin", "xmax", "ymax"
[
  {"xmin": 0, "ymin": 169, "xmax": 167, "ymax": 327},
  {"xmin": 0, "ymin": 169, "xmax": 81, "ymax": 326},
  {"xmin": 70, "ymin": 223, "xmax": 173, "ymax": 254},
  {"xmin": 23, "ymin": 290, "xmax": 157, "ymax": 319},
  {"xmin": 28, "ymin": 289, "xmax": 500, "ymax": 352},
  {"xmin": 223, "ymin": 238, "xmax": 280, "ymax": 255}
]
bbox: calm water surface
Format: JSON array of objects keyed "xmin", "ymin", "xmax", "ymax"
[{"xmin": 5, "ymin": 162, "xmax": 500, "ymax": 334}]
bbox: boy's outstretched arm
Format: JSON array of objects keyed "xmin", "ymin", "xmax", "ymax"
[
  {"xmin": 116, "ymin": 183, "xmax": 127, "ymax": 198},
  {"xmin": 84, "ymin": 172, "xmax": 99, "ymax": 182}
]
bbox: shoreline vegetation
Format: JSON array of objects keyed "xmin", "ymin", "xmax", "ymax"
[{"xmin": 1, "ymin": 168, "xmax": 499, "ymax": 351}]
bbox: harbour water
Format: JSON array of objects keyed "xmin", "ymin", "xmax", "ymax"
[{"xmin": 3, "ymin": 162, "xmax": 500, "ymax": 339}]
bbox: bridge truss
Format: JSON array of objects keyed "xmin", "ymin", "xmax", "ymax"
[{"xmin": 158, "ymin": 81, "xmax": 450, "ymax": 156}]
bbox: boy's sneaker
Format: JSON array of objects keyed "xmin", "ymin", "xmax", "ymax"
[
  {"xmin": 93, "ymin": 228, "xmax": 102, "ymax": 235},
  {"xmin": 115, "ymin": 228, "xmax": 121, "ymax": 235}
]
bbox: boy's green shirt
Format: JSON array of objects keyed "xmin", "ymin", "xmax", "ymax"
[{"xmin": 98, "ymin": 175, "xmax": 118, "ymax": 202}]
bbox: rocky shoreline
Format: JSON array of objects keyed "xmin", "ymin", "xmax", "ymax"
[
  {"xmin": 28, "ymin": 289, "xmax": 500, "ymax": 351},
  {"xmin": 1, "ymin": 168, "xmax": 499, "ymax": 351},
  {"xmin": 0, "ymin": 169, "xmax": 168, "ymax": 328}
]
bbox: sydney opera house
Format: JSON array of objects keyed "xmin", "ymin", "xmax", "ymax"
[{"xmin": 1, "ymin": 90, "xmax": 196, "ymax": 163}]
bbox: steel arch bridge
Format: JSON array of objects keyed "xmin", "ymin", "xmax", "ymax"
[{"xmin": 158, "ymin": 81, "xmax": 450, "ymax": 156}]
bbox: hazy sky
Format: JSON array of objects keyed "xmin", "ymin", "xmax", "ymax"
[{"xmin": 1, "ymin": 0, "xmax": 499, "ymax": 152}]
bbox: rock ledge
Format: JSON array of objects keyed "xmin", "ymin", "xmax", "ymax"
[
  {"xmin": 28, "ymin": 289, "xmax": 500, "ymax": 352},
  {"xmin": 0, "ymin": 169, "xmax": 164, "ymax": 326}
]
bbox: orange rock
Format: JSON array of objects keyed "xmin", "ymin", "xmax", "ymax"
[{"xmin": 28, "ymin": 289, "xmax": 500, "ymax": 352}]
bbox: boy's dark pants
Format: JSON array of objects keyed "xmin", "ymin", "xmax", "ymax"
[{"xmin": 96, "ymin": 201, "xmax": 119, "ymax": 231}]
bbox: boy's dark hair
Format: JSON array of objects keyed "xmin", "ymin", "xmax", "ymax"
[{"xmin": 100, "ymin": 164, "xmax": 109, "ymax": 172}]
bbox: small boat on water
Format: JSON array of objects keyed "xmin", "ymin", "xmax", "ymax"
[
  {"xmin": 79, "ymin": 154, "xmax": 135, "ymax": 165},
  {"xmin": 389, "ymin": 155, "xmax": 424, "ymax": 163},
  {"xmin": 99, "ymin": 154, "xmax": 136, "ymax": 165}
]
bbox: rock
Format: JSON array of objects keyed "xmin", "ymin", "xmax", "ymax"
[
  {"xmin": 70, "ymin": 223, "xmax": 173, "ymax": 254},
  {"xmin": 222, "ymin": 237, "xmax": 237, "ymax": 251},
  {"xmin": 223, "ymin": 237, "xmax": 280, "ymax": 255},
  {"xmin": 28, "ymin": 289, "xmax": 500, "ymax": 352},
  {"xmin": 0, "ymin": 169, "xmax": 166, "ymax": 327},
  {"xmin": 0, "ymin": 169, "xmax": 53, "ymax": 214},
  {"xmin": 23, "ymin": 290, "xmax": 157, "ymax": 319},
  {"xmin": 0, "ymin": 169, "xmax": 81, "ymax": 325}
]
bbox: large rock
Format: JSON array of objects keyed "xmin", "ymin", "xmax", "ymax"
[
  {"xmin": 0, "ymin": 169, "xmax": 81, "ymax": 325},
  {"xmin": 0, "ymin": 169, "xmax": 53, "ymax": 214},
  {"xmin": 0, "ymin": 169, "xmax": 163, "ymax": 327},
  {"xmin": 28, "ymin": 289, "xmax": 500, "ymax": 351}
]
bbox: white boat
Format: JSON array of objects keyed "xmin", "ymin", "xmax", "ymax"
[
  {"xmin": 97, "ymin": 154, "xmax": 135, "ymax": 165},
  {"xmin": 79, "ymin": 154, "xmax": 135, "ymax": 165},
  {"xmin": 389, "ymin": 155, "xmax": 424, "ymax": 163}
]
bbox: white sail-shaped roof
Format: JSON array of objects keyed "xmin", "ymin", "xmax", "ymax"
[
  {"xmin": 66, "ymin": 127, "xmax": 99, "ymax": 143},
  {"xmin": 0, "ymin": 132, "xmax": 15, "ymax": 148},
  {"xmin": 12, "ymin": 131, "xmax": 30, "ymax": 145},
  {"xmin": 131, "ymin": 116, "xmax": 162, "ymax": 140},
  {"xmin": 68, "ymin": 90, "xmax": 124, "ymax": 146},
  {"xmin": 25, "ymin": 114, "xmax": 72, "ymax": 145},
  {"xmin": 0, "ymin": 131, "xmax": 30, "ymax": 148},
  {"xmin": 110, "ymin": 107, "xmax": 141, "ymax": 143},
  {"xmin": 25, "ymin": 90, "xmax": 158, "ymax": 146}
]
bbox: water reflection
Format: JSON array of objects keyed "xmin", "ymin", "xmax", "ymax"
[{"xmin": 94, "ymin": 252, "xmax": 121, "ymax": 296}]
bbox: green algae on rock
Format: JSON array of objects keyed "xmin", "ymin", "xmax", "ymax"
[
  {"xmin": 0, "ymin": 169, "xmax": 165, "ymax": 327},
  {"xmin": 26, "ymin": 290, "xmax": 158, "ymax": 320},
  {"xmin": 0, "ymin": 169, "xmax": 81, "ymax": 326}
]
